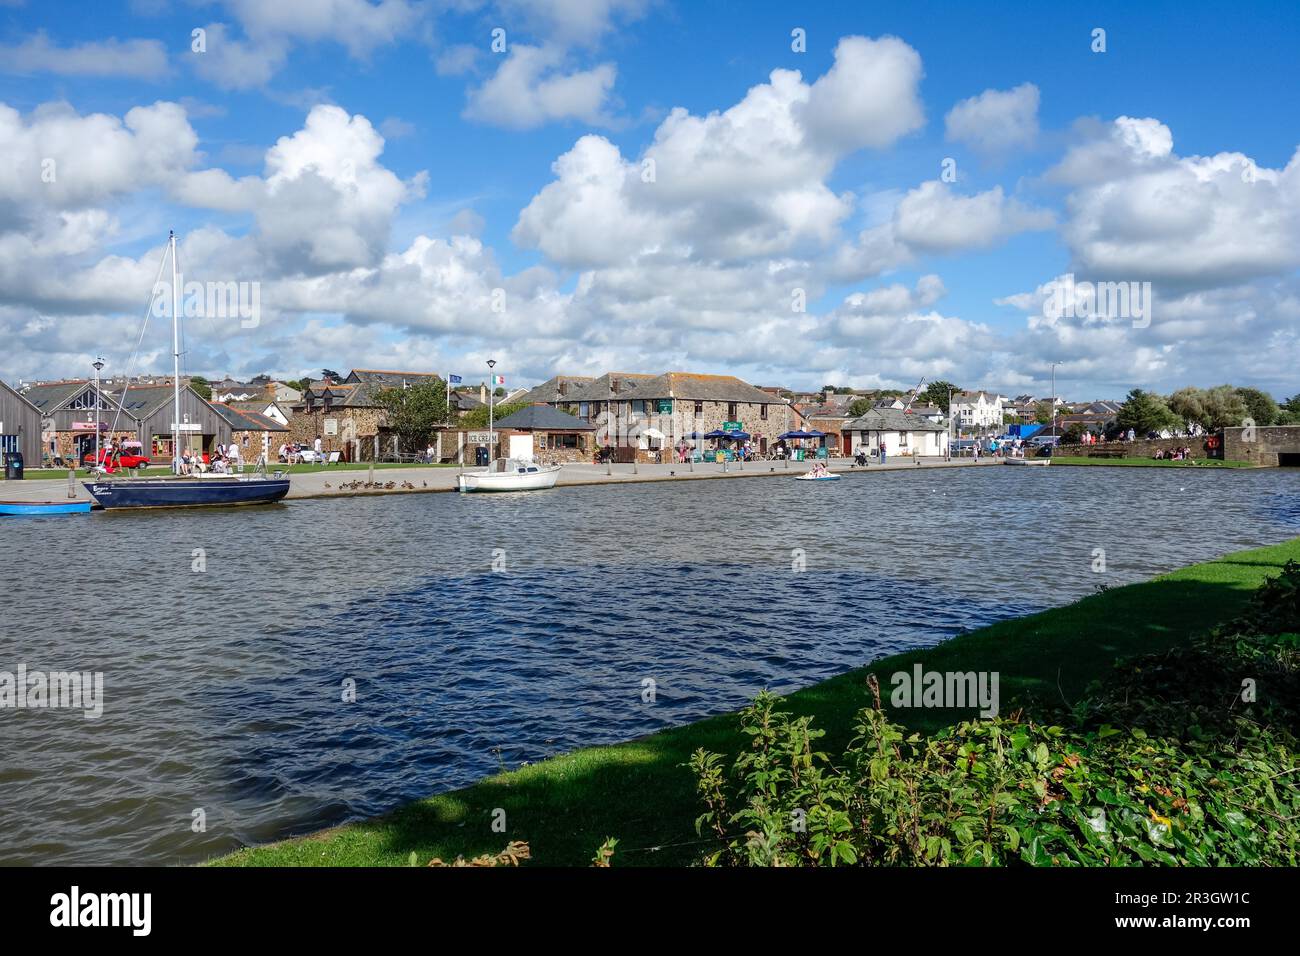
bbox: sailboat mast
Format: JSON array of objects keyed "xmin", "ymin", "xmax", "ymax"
[{"xmin": 170, "ymin": 231, "xmax": 181, "ymax": 473}]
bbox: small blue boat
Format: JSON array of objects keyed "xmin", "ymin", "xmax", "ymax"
[{"xmin": 0, "ymin": 500, "xmax": 93, "ymax": 516}]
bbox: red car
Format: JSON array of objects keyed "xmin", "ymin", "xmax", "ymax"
[{"xmin": 82, "ymin": 448, "xmax": 152, "ymax": 471}]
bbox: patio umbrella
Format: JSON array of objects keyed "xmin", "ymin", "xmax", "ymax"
[
  {"xmin": 803, "ymin": 429, "xmax": 827, "ymax": 438},
  {"xmin": 777, "ymin": 430, "xmax": 812, "ymax": 439},
  {"xmin": 703, "ymin": 429, "xmax": 733, "ymax": 438}
]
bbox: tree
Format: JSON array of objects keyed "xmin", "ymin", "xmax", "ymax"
[
  {"xmin": 1166, "ymin": 387, "xmax": 1207, "ymax": 433},
  {"xmin": 1168, "ymin": 385, "xmax": 1249, "ymax": 432},
  {"xmin": 460, "ymin": 400, "xmax": 528, "ymax": 430},
  {"xmin": 1033, "ymin": 400, "xmax": 1056, "ymax": 425},
  {"xmin": 320, "ymin": 368, "xmax": 342, "ymax": 384},
  {"xmin": 189, "ymin": 375, "xmax": 212, "ymax": 401},
  {"xmin": 920, "ymin": 381, "xmax": 958, "ymax": 412},
  {"xmin": 848, "ymin": 397, "xmax": 873, "ymax": 417},
  {"xmin": 1116, "ymin": 388, "xmax": 1178, "ymax": 436},
  {"xmin": 494, "ymin": 386, "xmax": 506, "ymax": 397},
  {"xmin": 374, "ymin": 382, "xmax": 449, "ymax": 453},
  {"xmin": 1235, "ymin": 387, "xmax": 1279, "ymax": 426},
  {"xmin": 1278, "ymin": 394, "xmax": 1300, "ymax": 425}
]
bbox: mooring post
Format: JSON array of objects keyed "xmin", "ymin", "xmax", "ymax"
[{"xmin": 68, "ymin": 467, "xmax": 76, "ymax": 499}]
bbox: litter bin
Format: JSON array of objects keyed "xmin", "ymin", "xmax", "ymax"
[
  {"xmin": 475, "ymin": 445, "xmax": 489, "ymax": 466},
  {"xmin": 4, "ymin": 451, "xmax": 23, "ymax": 480}
]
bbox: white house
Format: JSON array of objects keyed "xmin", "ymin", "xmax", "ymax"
[
  {"xmin": 950, "ymin": 390, "xmax": 1005, "ymax": 436},
  {"xmin": 843, "ymin": 407, "xmax": 950, "ymax": 458}
]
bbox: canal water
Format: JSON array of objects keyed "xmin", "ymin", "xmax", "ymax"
[{"xmin": 1, "ymin": 465, "xmax": 1297, "ymax": 864}]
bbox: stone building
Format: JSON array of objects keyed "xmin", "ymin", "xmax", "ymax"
[
  {"xmin": 491, "ymin": 404, "xmax": 597, "ymax": 462},
  {"xmin": 210, "ymin": 403, "xmax": 290, "ymax": 465},
  {"xmin": 611, "ymin": 372, "xmax": 798, "ymax": 460}
]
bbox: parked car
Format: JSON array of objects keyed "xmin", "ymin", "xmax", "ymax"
[{"xmin": 82, "ymin": 447, "xmax": 152, "ymax": 470}]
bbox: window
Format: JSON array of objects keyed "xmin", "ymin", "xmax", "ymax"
[
  {"xmin": 68, "ymin": 390, "xmax": 99, "ymax": 410},
  {"xmin": 694, "ymin": 401, "xmax": 703, "ymax": 416},
  {"xmin": 0, "ymin": 435, "xmax": 16, "ymax": 454},
  {"xmin": 727, "ymin": 403, "xmax": 737, "ymax": 420},
  {"xmin": 550, "ymin": 433, "xmax": 578, "ymax": 449},
  {"xmin": 760, "ymin": 404, "xmax": 768, "ymax": 420},
  {"xmin": 579, "ymin": 402, "xmax": 590, "ymax": 419}
]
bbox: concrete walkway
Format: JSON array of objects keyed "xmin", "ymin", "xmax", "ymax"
[{"xmin": 0, "ymin": 456, "xmax": 1001, "ymax": 505}]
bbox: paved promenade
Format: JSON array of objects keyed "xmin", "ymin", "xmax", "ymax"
[{"xmin": 0, "ymin": 456, "xmax": 1000, "ymax": 505}]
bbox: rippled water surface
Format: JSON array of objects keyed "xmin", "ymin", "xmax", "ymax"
[{"xmin": 2, "ymin": 465, "xmax": 1298, "ymax": 864}]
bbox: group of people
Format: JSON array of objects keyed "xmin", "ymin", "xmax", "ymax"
[
  {"xmin": 179, "ymin": 441, "xmax": 242, "ymax": 475},
  {"xmin": 1153, "ymin": 446, "xmax": 1194, "ymax": 461},
  {"xmin": 278, "ymin": 437, "xmax": 323, "ymax": 464}
]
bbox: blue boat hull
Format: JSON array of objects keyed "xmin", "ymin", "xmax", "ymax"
[
  {"xmin": 83, "ymin": 478, "xmax": 291, "ymax": 509},
  {"xmin": 0, "ymin": 500, "xmax": 93, "ymax": 516}
]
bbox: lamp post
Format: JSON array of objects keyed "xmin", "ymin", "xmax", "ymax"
[
  {"xmin": 606, "ymin": 375, "xmax": 613, "ymax": 476},
  {"xmin": 486, "ymin": 359, "xmax": 497, "ymax": 462},
  {"xmin": 1050, "ymin": 361, "xmax": 1060, "ymax": 439},
  {"xmin": 92, "ymin": 356, "xmax": 104, "ymax": 471},
  {"xmin": 946, "ymin": 385, "xmax": 953, "ymax": 461}
]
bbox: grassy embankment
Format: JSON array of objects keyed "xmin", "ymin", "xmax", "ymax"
[
  {"xmin": 1050, "ymin": 456, "xmax": 1254, "ymax": 468},
  {"xmin": 216, "ymin": 536, "xmax": 1300, "ymax": 867}
]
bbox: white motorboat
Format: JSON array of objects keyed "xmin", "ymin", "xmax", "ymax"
[
  {"xmin": 1003, "ymin": 457, "xmax": 1050, "ymax": 466},
  {"xmin": 457, "ymin": 458, "xmax": 561, "ymax": 493},
  {"xmin": 795, "ymin": 471, "xmax": 841, "ymax": 482}
]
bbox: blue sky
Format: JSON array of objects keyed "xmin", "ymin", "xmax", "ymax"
[{"xmin": 1, "ymin": 0, "xmax": 1297, "ymax": 400}]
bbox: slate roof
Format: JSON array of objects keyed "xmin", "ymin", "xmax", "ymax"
[
  {"xmin": 450, "ymin": 391, "xmax": 484, "ymax": 411},
  {"xmin": 562, "ymin": 373, "xmax": 657, "ymax": 403},
  {"xmin": 514, "ymin": 375, "xmax": 596, "ymax": 404},
  {"xmin": 491, "ymin": 404, "xmax": 596, "ymax": 431},
  {"xmin": 109, "ymin": 384, "xmax": 191, "ymax": 418},
  {"xmin": 209, "ymin": 402, "xmax": 289, "ymax": 432},
  {"xmin": 345, "ymin": 369, "xmax": 444, "ymax": 404},
  {"xmin": 617, "ymin": 372, "xmax": 782, "ymax": 405},
  {"xmin": 19, "ymin": 380, "xmax": 108, "ymax": 413},
  {"xmin": 844, "ymin": 407, "xmax": 950, "ymax": 433}
]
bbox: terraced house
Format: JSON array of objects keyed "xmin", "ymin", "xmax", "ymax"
[
  {"xmin": 291, "ymin": 369, "xmax": 448, "ymax": 460},
  {"xmin": 608, "ymin": 372, "xmax": 798, "ymax": 460}
]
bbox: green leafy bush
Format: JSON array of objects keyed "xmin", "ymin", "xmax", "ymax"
[{"xmin": 688, "ymin": 562, "xmax": 1300, "ymax": 867}]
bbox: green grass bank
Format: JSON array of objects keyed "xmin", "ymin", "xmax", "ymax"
[{"xmin": 216, "ymin": 536, "xmax": 1300, "ymax": 867}]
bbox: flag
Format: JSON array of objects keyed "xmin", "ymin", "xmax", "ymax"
[
  {"xmin": 448, "ymin": 374, "xmax": 462, "ymax": 384},
  {"xmin": 492, "ymin": 375, "xmax": 505, "ymax": 386}
]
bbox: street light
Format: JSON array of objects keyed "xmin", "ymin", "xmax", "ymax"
[
  {"xmin": 946, "ymin": 384, "xmax": 953, "ymax": 461},
  {"xmin": 486, "ymin": 359, "xmax": 497, "ymax": 463},
  {"xmin": 92, "ymin": 357, "xmax": 105, "ymax": 472},
  {"xmin": 1050, "ymin": 361, "xmax": 1060, "ymax": 439}
]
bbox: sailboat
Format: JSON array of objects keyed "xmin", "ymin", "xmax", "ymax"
[{"xmin": 82, "ymin": 232, "xmax": 291, "ymax": 510}]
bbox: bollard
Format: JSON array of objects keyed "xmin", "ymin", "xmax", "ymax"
[
  {"xmin": 68, "ymin": 468, "xmax": 76, "ymax": 499},
  {"xmin": 688, "ymin": 458, "xmax": 694, "ymax": 472},
  {"xmin": 368, "ymin": 463, "xmax": 375, "ymax": 486}
]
